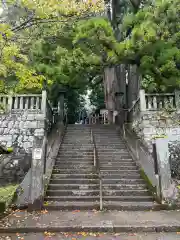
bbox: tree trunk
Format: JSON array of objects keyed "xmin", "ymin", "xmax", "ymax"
[{"xmin": 127, "ymin": 65, "xmax": 140, "ymax": 122}]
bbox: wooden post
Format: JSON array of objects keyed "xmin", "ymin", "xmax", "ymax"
[{"xmin": 139, "ymin": 89, "xmax": 146, "ymax": 112}]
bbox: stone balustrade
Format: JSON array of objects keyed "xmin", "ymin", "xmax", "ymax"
[
  {"xmin": 139, "ymin": 90, "xmax": 180, "ymax": 112},
  {"xmin": 0, "ymin": 94, "xmax": 42, "ymax": 112}
]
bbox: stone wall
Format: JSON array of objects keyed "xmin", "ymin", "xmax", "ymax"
[
  {"xmin": 132, "ymin": 110, "xmax": 180, "ymax": 179},
  {"xmin": 0, "ymin": 110, "xmax": 44, "ymax": 184}
]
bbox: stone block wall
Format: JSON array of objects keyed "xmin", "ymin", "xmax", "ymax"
[
  {"xmin": 132, "ymin": 110, "xmax": 180, "ymax": 179},
  {"xmin": 0, "ymin": 110, "xmax": 45, "ymax": 184},
  {"xmin": 133, "ymin": 111, "xmax": 180, "ymax": 150}
]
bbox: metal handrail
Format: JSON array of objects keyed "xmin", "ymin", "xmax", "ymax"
[
  {"xmin": 128, "ymin": 97, "xmax": 140, "ymax": 113},
  {"xmin": 90, "ymin": 129, "xmax": 103, "ymax": 211}
]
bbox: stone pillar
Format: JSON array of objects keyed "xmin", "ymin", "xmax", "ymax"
[
  {"xmin": 174, "ymin": 89, "xmax": 180, "ymax": 112},
  {"xmin": 155, "ymin": 138, "xmax": 178, "ymax": 202},
  {"xmin": 28, "ymin": 130, "xmax": 45, "ymax": 211},
  {"xmin": 7, "ymin": 96, "xmax": 13, "ymax": 112},
  {"xmin": 41, "ymin": 90, "xmax": 47, "ymax": 116},
  {"xmin": 139, "ymin": 89, "xmax": 146, "ymax": 112},
  {"xmin": 58, "ymin": 91, "xmax": 65, "ymax": 123}
]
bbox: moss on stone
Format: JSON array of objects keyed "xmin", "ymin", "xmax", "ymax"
[
  {"xmin": 0, "ymin": 185, "xmax": 18, "ymax": 213},
  {"xmin": 139, "ymin": 168, "xmax": 158, "ymax": 200}
]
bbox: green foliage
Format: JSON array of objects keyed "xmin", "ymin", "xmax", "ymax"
[
  {"xmin": 75, "ymin": 0, "xmax": 180, "ymax": 92},
  {"xmin": 89, "ymin": 82, "xmax": 105, "ymax": 111},
  {"xmin": 0, "ymin": 184, "xmax": 18, "ymax": 210}
]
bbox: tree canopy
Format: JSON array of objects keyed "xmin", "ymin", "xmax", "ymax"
[
  {"xmin": 75, "ymin": 0, "xmax": 180, "ymax": 92},
  {"xmin": 0, "ymin": 0, "xmax": 179, "ymax": 98}
]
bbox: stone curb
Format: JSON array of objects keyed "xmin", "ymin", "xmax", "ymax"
[{"xmin": 0, "ymin": 225, "xmax": 180, "ymax": 233}]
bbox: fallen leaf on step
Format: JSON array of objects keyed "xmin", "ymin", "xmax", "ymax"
[
  {"xmin": 114, "ymin": 233, "xmax": 120, "ymax": 236},
  {"xmin": 72, "ymin": 210, "xmax": 80, "ymax": 213},
  {"xmin": 128, "ymin": 233, "xmax": 136, "ymax": 236},
  {"xmin": 41, "ymin": 209, "xmax": 48, "ymax": 214}
]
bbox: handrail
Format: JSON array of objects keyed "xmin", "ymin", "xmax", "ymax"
[
  {"xmin": 90, "ymin": 129, "xmax": 103, "ymax": 211},
  {"xmin": 128, "ymin": 97, "xmax": 140, "ymax": 113}
]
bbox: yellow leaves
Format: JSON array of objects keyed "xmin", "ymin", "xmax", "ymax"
[
  {"xmin": 41, "ymin": 209, "xmax": 48, "ymax": 214},
  {"xmin": 0, "ymin": 64, "xmax": 7, "ymax": 77},
  {"xmin": 20, "ymin": 0, "xmax": 104, "ymax": 19},
  {"xmin": 16, "ymin": 233, "xmax": 24, "ymax": 240},
  {"xmin": 44, "ymin": 231, "xmax": 56, "ymax": 237},
  {"xmin": 0, "ymin": 23, "xmax": 14, "ymax": 40}
]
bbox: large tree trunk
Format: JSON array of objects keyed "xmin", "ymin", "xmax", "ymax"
[
  {"xmin": 104, "ymin": 67, "xmax": 116, "ymax": 124},
  {"xmin": 103, "ymin": 64, "xmax": 127, "ymax": 126},
  {"xmin": 127, "ymin": 65, "xmax": 140, "ymax": 122},
  {"xmin": 114, "ymin": 64, "xmax": 127, "ymax": 126}
]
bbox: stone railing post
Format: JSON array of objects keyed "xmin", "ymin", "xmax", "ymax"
[
  {"xmin": 174, "ymin": 89, "xmax": 180, "ymax": 111},
  {"xmin": 41, "ymin": 89, "xmax": 47, "ymax": 116},
  {"xmin": 155, "ymin": 138, "xmax": 178, "ymax": 203},
  {"xmin": 7, "ymin": 95, "xmax": 13, "ymax": 112},
  {"xmin": 139, "ymin": 89, "xmax": 146, "ymax": 112}
]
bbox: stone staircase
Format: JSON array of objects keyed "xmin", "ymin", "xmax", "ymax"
[
  {"xmin": 45, "ymin": 124, "xmax": 156, "ymax": 211},
  {"xmin": 44, "ymin": 125, "xmax": 100, "ymax": 210}
]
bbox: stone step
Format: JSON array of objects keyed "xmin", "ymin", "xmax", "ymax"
[
  {"xmin": 54, "ymin": 161, "xmax": 93, "ymax": 169},
  {"xmin": 54, "ymin": 163, "xmax": 93, "ymax": 167},
  {"xmin": 50, "ymin": 179, "xmax": 99, "ymax": 184},
  {"xmin": 100, "ymin": 166, "xmax": 138, "ymax": 170},
  {"xmin": 44, "ymin": 195, "xmax": 153, "ymax": 202},
  {"xmin": 102, "ymin": 184, "xmax": 147, "ymax": 190},
  {"xmin": 44, "ymin": 201, "xmax": 100, "ymax": 210},
  {"xmin": 103, "ymin": 195, "xmax": 153, "ymax": 201},
  {"xmin": 102, "ymin": 178, "xmax": 145, "ymax": 184},
  {"xmin": 100, "ymin": 169, "xmax": 139, "ymax": 174},
  {"xmin": 48, "ymin": 184, "xmax": 99, "ymax": 190},
  {"xmin": 60, "ymin": 144, "xmax": 92, "ymax": 147},
  {"xmin": 56, "ymin": 157, "xmax": 93, "ymax": 161},
  {"xmin": 46, "ymin": 189, "xmax": 99, "ymax": 196},
  {"xmin": 58, "ymin": 154, "xmax": 94, "ymax": 157},
  {"xmin": 62, "ymin": 141, "xmax": 92, "ymax": 144},
  {"xmin": 44, "ymin": 201, "xmax": 155, "ymax": 211},
  {"xmin": 46, "ymin": 189, "xmax": 149, "ymax": 197},
  {"xmin": 98, "ymin": 153, "xmax": 130, "ymax": 157},
  {"xmin": 100, "ymin": 161, "xmax": 136, "ymax": 166},
  {"xmin": 55, "ymin": 161, "xmax": 94, "ymax": 165},
  {"xmin": 100, "ymin": 160, "xmax": 134, "ymax": 163},
  {"xmin": 103, "ymin": 189, "xmax": 149, "ymax": 196},
  {"xmin": 44, "ymin": 196, "xmax": 100, "ymax": 202},
  {"xmin": 60, "ymin": 148, "xmax": 92, "ymax": 151},
  {"xmin": 99, "ymin": 156, "xmax": 132, "ymax": 160},
  {"xmin": 98, "ymin": 149, "xmax": 128, "ymax": 152},
  {"xmin": 52, "ymin": 169, "xmax": 95, "ymax": 174},
  {"xmin": 96, "ymin": 143, "xmax": 125, "ymax": 146},
  {"xmin": 103, "ymin": 201, "xmax": 157, "ymax": 211},
  {"xmin": 59, "ymin": 149, "xmax": 92, "ymax": 153},
  {"xmin": 101, "ymin": 174, "xmax": 141, "ymax": 179},
  {"xmin": 51, "ymin": 173, "xmax": 98, "ymax": 179}
]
